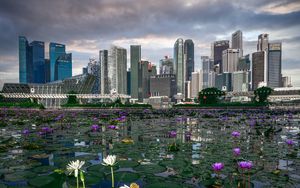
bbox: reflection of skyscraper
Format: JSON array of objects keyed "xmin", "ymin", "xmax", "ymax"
[
  {"xmin": 100, "ymin": 50, "xmax": 109, "ymax": 94},
  {"xmin": 213, "ymin": 40, "xmax": 229, "ymax": 73},
  {"xmin": 130, "ymin": 45, "xmax": 141, "ymax": 98},
  {"xmin": 50, "ymin": 43, "xmax": 66, "ymax": 82},
  {"xmin": 184, "ymin": 39, "xmax": 194, "ymax": 81},
  {"xmin": 232, "ymin": 30, "xmax": 243, "ymax": 55},
  {"xmin": 108, "ymin": 46, "xmax": 127, "ymax": 94},
  {"xmin": 174, "ymin": 38, "xmax": 184, "ymax": 94},
  {"xmin": 159, "ymin": 56, "xmax": 174, "ymax": 75},
  {"xmin": 268, "ymin": 43, "xmax": 282, "ymax": 88}
]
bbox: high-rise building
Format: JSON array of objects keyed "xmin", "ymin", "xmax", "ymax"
[
  {"xmin": 215, "ymin": 72, "xmax": 232, "ymax": 91},
  {"xmin": 201, "ymin": 56, "xmax": 210, "ymax": 89},
  {"xmin": 257, "ymin": 34, "xmax": 269, "ymax": 51},
  {"xmin": 55, "ymin": 53, "xmax": 72, "ymax": 81},
  {"xmin": 282, "ymin": 76, "xmax": 292, "ymax": 87},
  {"xmin": 150, "ymin": 64, "xmax": 157, "ymax": 76},
  {"xmin": 174, "ymin": 38, "xmax": 184, "ymax": 94},
  {"xmin": 127, "ymin": 70, "xmax": 131, "ymax": 95},
  {"xmin": 45, "ymin": 59, "xmax": 50, "ymax": 83},
  {"xmin": 208, "ymin": 71, "xmax": 216, "ymax": 87},
  {"xmin": 150, "ymin": 74, "xmax": 176, "ymax": 98},
  {"xmin": 213, "ymin": 40, "xmax": 229, "ymax": 73},
  {"xmin": 159, "ymin": 56, "xmax": 174, "ymax": 75},
  {"xmin": 31, "ymin": 41, "xmax": 45, "ymax": 83},
  {"xmin": 19, "ymin": 36, "xmax": 32, "ymax": 83},
  {"xmin": 232, "ymin": 30, "xmax": 243, "ymax": 55},
  {"xmin": 184, "ymin": 39, "xmax": 194, "ymax": 81},
  {"xmin": 137, "ymin": 61, "xmax": 152, "ymax": 101},
  {"xmin": 232, "ymin": 71, "xmax": 249, "ymax": 92},
  {"xmin": 222, "ymin": 49, "xmax": 241, "ymax": 73},
  {"xmin": 238, "ymin": 54, "xmax": 251, "ymax": 71},
  {"xmin": 268, "ymin": 43, "xmax": 282, "ymax": 88},
  {"xmin": 191, "ymin": 70, "xmax": 203, "ymax": 98},
  {"xmin": 100, "ymin": 50, "xmax": 109, "ymax": 94},
  {"xmin": 108, "ymin": 46, "xmax": 127, "ymax": 94},
  {"xmin": 252, "ymin": 51, "xmax": 265, "ymax": 90},
  {"xmin": 184, "ymin": 81, "xmax": 191, "ymax": 99},
  {"xmin": 49, "ymin": 43, "xmax": 66, "ymax": 82},
  {"xmin": 130, "ymin": 45, "xmax": 141, "ymax": 98},
  {"xmin": 85, "ymin": 58, "xmax": 100, "ymax": 94}
]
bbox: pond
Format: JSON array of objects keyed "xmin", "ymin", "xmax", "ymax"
[{"xmin": 0, "ymin": 108, "xmax": 299, "ymax": 188}]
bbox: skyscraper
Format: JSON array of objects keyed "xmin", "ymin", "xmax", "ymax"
[
  {"xmin": 31, "ymin": 41, "xmax": 45, "ymax": 83},
  {"xmin": 159, "ymin": 56, "xmax": 174, "ymax": 75},
  {"xmin": 252, "ymin": 51, "xmax": 265, "ymax": 90},
  {"xmin": 201, "ymin": 56, "xmax": 210, "ymax": 89},
  {"xmin": 130, "ymin": 45, "xmax": 141, "ymax": 98},
  {"xmin": 232, "ymin": 71, "xmax": 249, "ymax": 92},
  {"xmin": 100, "ymin": 50, "xmax": 109, "ymax": 94},
  {"xmin": 138, "ymin": 61, "xmax": 151, "ymax": 101},
  {"xmin": 174, "ymin": 38, "xmax": 184, "ymax": 94},
  {"xmin": 257, "ymin": 34, "xmax": 269, "ymax": 51},
  {"xmin": 49, "ymin": 43, "xmax": 66, "ymax": 82},
  {"xmin": 45, "ymin": 59, "xmax": 50, "ymax": 83},
  {"xmin": 231, "ymin": 30, "xmax": 243, "ymax": 55},
  {"xmin": 184, "ymin": 39, "xmax": 194, "ymax": 81},
  {"xmin": 86, "ymin": 58, "xmax": 100, "ymax": 94},
  {"xmin": 268, "ymin": 43, "xmax": 282, "ymax": 88},
  {"xmin": 213, "ymin": 40, "xmax": 229, "ymax": 73},
  {"xmin": 191, "ymin": 70, "xmax": 203, "ymax": 98},
  {"xmin": 19, "ymin": 36, "xmax": 31, "ymax": 83},
  {"xmin": 108, "ymin": 46, "xmax": 127, "ymax": 94},
  {"xmin": 222, "ymin": 49, "xmax": 241, "ymax": 73},
  {"xmin": 55, "ymin": 53, "xmax": 72, "ymax": 81}
]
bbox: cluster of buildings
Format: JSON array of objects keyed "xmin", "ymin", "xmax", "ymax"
[{"xmin": 2, "ymin": 31, "xmax": 296, "ymax": 108}]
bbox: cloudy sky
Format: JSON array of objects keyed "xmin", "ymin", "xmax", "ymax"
[{"xmin": 0, "ymin": 0, "xmax": 300, "ymax": 89}]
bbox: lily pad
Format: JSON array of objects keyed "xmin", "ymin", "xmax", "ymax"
[{"xmin": 28, "ymin": 176, "xmax": 55, "ymax": 187}]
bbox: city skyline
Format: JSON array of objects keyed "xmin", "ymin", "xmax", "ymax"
[{"xmin": 1, "ymin": 0, "xmax": 300, "ymax": 89}]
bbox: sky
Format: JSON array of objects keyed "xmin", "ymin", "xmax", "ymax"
[{"xmin": 0, "ymin": 0, "xmax": 300, "ymax": 89}]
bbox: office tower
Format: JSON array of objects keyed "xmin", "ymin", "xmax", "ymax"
[
  {"xmin": 49, "ymin": 43, "xmax": 66, "ymax": 82},
  {"xmin": 55, "ymin": 53, "xmax": 72, "ymax": 81},
  {"xmin": 191, "ymin": 70, "xmax": 203, "ymax": 98},
  {"xmin": 222, "ymin": 49, "xmax": 241, "ymax": 73},
  {"xmin": 257, "ymin": 34, "xmax": 269, "ymax": 51},
  {"xmin": 213, "ymin": 40, "xmax": 229, "ymax": 73},
  {"xmin": 45, "ymin": 59, "xmax": 50, "ymax": 83},
  {"xmin": 232, "ymin": 71, "xmax": 249, "ymax": 92},
  {"xmin": 208, "ymin": 71, "xmax": 216, "ymax": 87},
  {"xmin": 215, "ymin": 73, "xmax": 232, "ymax": 91},
  {"xmin": 31, "ymin": 41, "xmax": 45, "ymax": 83},
  {"xmin": 150, "ymin": 74, "xmax": 176, "ymax": 98},
  {"xmin": 184, "ymin": 81, "xmax": 191, "ymax": 99},
  {"xmin": 138, "ymin": 61, "xmax": 151, "ymax": 101},
  {"xmin": 19, "ymin": 36, "xmax": 32, "ymax": 83},
  {"xmin": 268, "ymin": 43, "xmax": 282, "ymax": 88},
  {"xmin": 159, "ymin": 56, "xmax": 174, "ymax": 74},
  {"xmin": 232, "ymin": 30, "xmax": 243, "ymax": 55},
  {"xmin": 127, "ymin": 70, "xmax": 131, "ymax": 95},
  {"xmin": 86, "ymin": 58, "xmax": 100, "ymax": 94},
  {"xmin": 150, "ymin": 64, "xmax": 157, "ymax": 76},
  {"xmin": 100, "ymin": 50, "xmax": 109, "ymax": 94},
  {"xmin": 108, "ymin": 46, "xmax": 127, "ymax": 94},
  {"xmin": 130, "ymin": 45, "xmax": 141, "ymax": 98},
  {"xmin": 282, "ymin": 76, "xmax": 292, "ymax": 87},
  {"xmin": 174, "ymin": 38, "xmax": 184, "ymax": 94},
  {"xmin": 201, "ymin": 56, "xmax": 210, "ymax": 89},
  {"xmin": 238, "ymin": 54, "xmax": 251, "ymax": 71},
  {"xmin": 252, "ymin": 51, "xmax": 265, "ymax": 90},
  {"xmin": 184, "ymin": 39, "xmax": 194, "ymax": 81}
]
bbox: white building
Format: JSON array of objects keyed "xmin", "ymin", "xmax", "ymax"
[
  {"xmin": 222, "ymin": 48, "xmax": 241, "ymax": 73},
  {"xmin": 232, "ymin": 71, "xmax": 249, "ymax": 92},
  {"xmin": 191, "ymin": 70, "xmax": 203, "ymax": 98}
]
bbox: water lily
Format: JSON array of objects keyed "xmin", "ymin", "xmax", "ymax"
[
  {"xmin": 238, "ymin": 161, "xmax": 253, "ymax": 169},
  {"xmin": 212, "ymin": 162, "xmax": 224, "ymax": 172},
  {"xmin": 108, "ymin": 125, "xmax": 117, "ymax": 130},
  {"xmin": 102, "ymin": 155, "xmax": 117, "ymax": 188},
  {"xmin": 169, "ymin": 130, "xmax": 177, "ymax": 138},
  {"xmin": 233, "ymin": 148, "xmax": 241, "ymax": 156},
  {"xmin": 231, "ymin": 131, "xmax": 240, "ymax": 138},
  {"xmin": 91, "ymin": 124, "xmax": 99, "ymax": 132},
  {"xmin": 22, "ymin": 129, "xmax": 30, "ymax": 135},
  {"xmin": 66, "ymin": 160, "xmax": 85, "ymax": 188},
  {"xmin": 286, "ymin": 139, "xmax": 295, "ymax": 146}
]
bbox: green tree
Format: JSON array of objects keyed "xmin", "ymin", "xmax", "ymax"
[
  {"xmin": 0, "ymin": 94, "xmax": 4, "ymax": 103},
  {"xmin": 198, "ymin": 87, "xmax": 225, "ymax": 105},
  {"xmin": 254, "ymin": 86, "xmax": 273, "ymax": 103},
  {"xmin": 66, "ymin": 91, "xmax": 78, "ymax": 104}
]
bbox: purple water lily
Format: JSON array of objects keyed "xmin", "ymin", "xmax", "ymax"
[
  {"xmin": 286, "ymin": 139, "xmax": 295, "ymax": 146},
  {"xmin": 41, "ymin": 127, "xmax": 52, "ymax": 133},
  {"xmin": 108, "ymin": 125, "xmax": 117, "ymax": 130},
  {"xmin": 22, "ymin": 129, "xmax": 30, "ymax": 135},
  {"xmin": 233, "ymin": 148, "xmax": 241, "ymax": 156},
  {"xmin": 238, "ymin": 161, "xmax": 253, "ymax": 170},
  {"xmin": 169, "ymin": 130, "xmax": 177, "ymax": 138},
  {"xmin": 231, "ymin": 131, "xmax": 241, "ymax": 138},
  {"xmin": 212, "ymin": 162, "xmax": 224, "ymax": 172},
  {"xmin": 91, "ymin": 124, "xmax": 99, "ymax": 132}
]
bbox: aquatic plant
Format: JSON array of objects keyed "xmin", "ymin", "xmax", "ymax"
[
  {"xmin": 102, "ymin": 155, "xmax": 117, "ymax": 188},
  {"xmin": 231, "ymin": 131, "xmax": 240, "ymax": 138},
  {"xmin": 66, "ymin": 160, "xmax": 85, "ymax": 188},
  {"xmin": 233, "ymin": 148, "xmax": 241, "ymax": 156}
]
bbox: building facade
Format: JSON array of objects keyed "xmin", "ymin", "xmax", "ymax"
[
  {"xmin": 268, "ymin": 43, "xmax": 282, "ymax": 88},
  {"xmin": 49, "ymin": 43, "xmax": 66, "ymax": 82},
  {"xmin": 215, "ymin": 72, "xmax": 232, "ymax": 91},
  {"xmin": 232, "ymin": 71, "xmax": 249, "ymax": 92},
  {"xmin": 150, "ymin": 74, "xmax": 176, "ymax": 99},
  {"xmin": 191, "ymin": 70, "xmax": 203, "ymax": 98},
  {"xmin": 159, "ymin": 56, "xmax": 174, "ymax": 75},
  {"xmin": 130, "ymin": 45, "xmax": 141, "ymax": 98},
  {"xmin": 201, "ymin": 56, "xmax": 210, "ymax": 89},
  {"xmin": 231, "ymin": 30, "xmax": 243, "ymax": 55},
  {"xmin": 184, "ymin": 39, "xmax": 194, "ymax": 81},
  {"xmin": 19, "ymin": 36, "xmax": 31, "ymax": 83},
  {"xmin": 252, "ymin": 51, "xmax": 265, "ymax": 90},
  {"xmin": 31, "ymin": 41, "xmax": 45, "ymax": 83},
  {"xmin": 174, "ymin": 38, "xmax": 184, "ymax": 95},
  {"xmin": 222, "ymin": 48, "xmax": 241, "ymax": 73},
  {"xmin": 100, "ymin": 50, "xmax": 109, "ymax": 94},
  {"xmin": 55, "ymin": 53, "xmax": 72, "ymax": 81},
  {"xmin": 213, "ymin": 40, "xmax": 229, "ymax": 73}
]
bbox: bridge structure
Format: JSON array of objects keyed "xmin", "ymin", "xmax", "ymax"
[{"xmin": 1, "ymin": 93, "xmax": 131, "ymax": 108}]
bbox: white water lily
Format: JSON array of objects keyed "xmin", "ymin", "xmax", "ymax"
[
  {"xmin": 102, "ymin": 155, "xmax": 117, "ymax": 166},
  {"xmin": 119, "ymin": 185, "xmax": 130, "ymax": 188},
  {"xmin": 66, "ymin": 160, "xmax": 85, "ymax": 178}
]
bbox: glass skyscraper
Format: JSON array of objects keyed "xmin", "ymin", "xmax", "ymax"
[
  {"xmin": 31, "ymin": 41, "xmax": 45, "ymax": 83},
  {"xmin": 49, "ymin": 43, "xmax": 66, "ymax": 82},
  {"xmin": 19, "ymin": 36, "xmax": 30, "ymax": 83},
  {"xmin": 268, "ymin": 43, "xmax": 282, "ymax": 88},
  {"xmin": 55, "ymin": 53, "xmax": 72, "ymax": 81},
  {"xmin": 100, "ymin": 50, "xmax": 109, "ymax": 94},
  {"xmin": 174, "ymin": 38, "xmax": 184, "ymax": 95},
  {"xmin": 130, "ymin": 45, "xmax": 141, "ymax": 98},
  {"xmin": 184, "ymin": 39, "xmax": 194, "ymax": 81}
]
